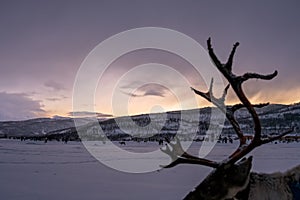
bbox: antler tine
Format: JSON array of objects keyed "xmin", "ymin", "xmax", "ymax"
[
  {"xmin": 240, "ymin": 71, "xmax": 278, "ymax": 83},
  {"xmin": 161, "ymin": 136, "xmax": 220, "ymax": 168},
  {"xmin": 226, "ymin": 126, "xmax": 293, "ymax": 165},
  {"xmin": 231, "ymin": 103, "xmax": 270, "ymax": 113},
  {"xmin": 190, "ymin": 86, "xmax": 211, "ymax": 103},
  {"xmin": 160, "ymin": 157, "xmax": 220, "ymax": 169},
  {"xmin": 225, "ymin": 42, "xmax": 239, "ymax": 72},
  {"xmin": 220, "ymin": 84, "xmax": 230, "ymax": 102},
  {"xmin": 261, "ymin": 127, "xmax": 295, "ymax": 144},
  {"xmin": 207, "ymin": 37, "xmax": 222, "ymax": 69},
  {"xmin": 191, "ymin": 78, "xmax": 229, "ymax": 112}
]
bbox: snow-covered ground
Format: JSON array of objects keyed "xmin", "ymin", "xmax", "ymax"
[{"xmin": 0, "ymin": 139, "xmax": 299, "ymax": 200}]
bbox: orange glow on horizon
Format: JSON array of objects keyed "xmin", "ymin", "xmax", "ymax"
[{"xmin": 41, "ymin": 86, "xmax": 300, "ymax": 119}]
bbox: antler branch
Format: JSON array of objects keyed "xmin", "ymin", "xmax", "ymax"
[
  {"xmin": 206, "ymin": 38, "xmax": 292, "ymax": 165},
  {"xmin": 239, "ymin": 71, "xmax": 278, "ymax": 83},
  {"xmin": 231, "ymin": 103, "xmax": 270, "ymax": 113},
  {"xmin": 190, "ymin": 78, "xmax": 230, "ymax": 113},
  {"xmin": 161, "ymin": 137, "xmax": 220, "ymax": 168},
  {"xmin": 261, "ymin": 128, "xmax": 295, "ymax": 144},
  {"xmin": 207, "ymin": 38, "xmax": 223, "ymax": 69},
  {"xmin": 161, "ymin": 38, "xmax": 293, "ymax": 169},
  {"xmin": 225, "ymin": 42, "xmax": 239, "ymax": 72}
]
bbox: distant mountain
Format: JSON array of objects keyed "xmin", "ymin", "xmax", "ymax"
[
  {"xmin": 0, "ymin": 103, "xmax": 299, "ymax": 140},
  {"xmin": 0, "ymin": 117, "xmax": 92, "ymax": 137}
]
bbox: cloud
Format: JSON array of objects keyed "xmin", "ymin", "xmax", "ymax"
[
  {"xmin": 68, "ymin": 111, "xmax": 113, "ymax": 118},
  {"xmin": 121, "ymin": 83, "xmax": 168, "ymax": 98},
  {"xmin": 46, "ymin": 95, "xmax": 68, "ymax": 102},
  {"xmin": 121, "ymin": 91, "xmax": 143, "ymax": 97},
  {"xmin": 44, "ymin": 80, "xmax": 66, "ymax": 91},
  {"xmin": 143, "ymin": 89, "xmax": 165, "ymax": 97},
  {"xmin": 0, "ymin": 92, "xmax": 46, "ymax": 121},
  {"xmin": 46, "ymin": 97, "xmax": 61, "ymax": 102}
]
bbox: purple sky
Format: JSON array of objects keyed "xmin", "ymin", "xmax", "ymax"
[{"xmin": 0, "ymin": 1, "xmax": 299, "ymax": 121}]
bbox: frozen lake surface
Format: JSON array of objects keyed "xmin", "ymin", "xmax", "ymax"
[{"xmin": 0, "ymin": 139, "xmax": 299, "ymax": 200}]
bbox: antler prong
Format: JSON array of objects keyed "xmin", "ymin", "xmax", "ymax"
[
  {"xmin": 239, "ymin": 70, "xmax": 278, "ymax": 83},
  {"xmin": 220, "ymin": 84, "xmax": 230, "ymax": 102},
  {"xmin": 207, "ymin": 37, "xmax": 223, "ymax": 69},
  {"xmin": 231, "ymin": 103, "xmax": 270, "ymax": 113},
  {"xmin": 261, "ymin": 128, "xmax": 294, "ymax": 144},
  {"xmin": 161, "ymin": 136, "xmax": 220, "ymax": 168},
  {"xmin": 225, "ymin": 42, "xmax": 239, "ymax": 71},
  {"xmin": 191, "ymin": 79, "xmax": 229, "ymax": 112}
]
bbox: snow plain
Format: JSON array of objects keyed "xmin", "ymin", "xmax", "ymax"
[{"xmin": 0, "ymin": 139, "xmax": 299, "ymax": 200}]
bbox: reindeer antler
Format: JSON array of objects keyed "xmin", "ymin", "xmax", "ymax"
[
  {"xmin": 162, "ymin": 38, "xmax": 293, "ymax": 168},
  {"xmin": 161, "ymin": 137, "xmax": 219, "ymax": 168}
]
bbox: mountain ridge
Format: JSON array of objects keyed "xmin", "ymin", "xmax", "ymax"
[{"xmin": 0, "ymin": 103, "xmax": 299, "ymax": 140}]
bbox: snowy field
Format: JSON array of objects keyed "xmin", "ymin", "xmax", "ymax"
[{"xmin": 0, "ymin": 139, "xmax": 299, "ymax": 200}]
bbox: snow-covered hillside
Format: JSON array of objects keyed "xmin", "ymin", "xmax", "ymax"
[
  {"xmin": 0, "ymin": 103, "xmax": 299, "ymax": 141},
  {"xmin": 0, "ymin": 117, "xmax": 93, "ymax": 137}
]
